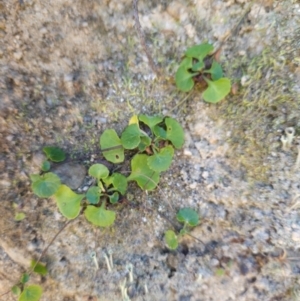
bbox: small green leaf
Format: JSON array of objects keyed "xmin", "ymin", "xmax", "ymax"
[
  {"xmin": 86, "ymin": 186, "xmax": 101, "ymax": 204},
  {"xmin": 204, "ymin": 61, "xmax": 223, "ymax": 80},
  {"xmin": 139, "ymin": 115, "xmax": 163, "ymax": 130},
  {"xmin": 138, "ymin": 135, "xmax": 152, "ymax": 151},
  {"xmin": 30, "ymin": 260, "xmax": 47, "ymax": 276},
  {"xmin": 121, "ymin": 124, "xmax": 141, "ymax": 149},
  {"xmin": 53, "ymin": 185, "xmax": 84, "ymax": 219},
  {"xmin": 179, "ymin": 57, "xmax": 193, "ymax": 69},
  {"xmin": 43, "ymin": 146, "xmax": 66, "ymax": 162},
  {"xmin": 191, "ymin": 61, "xmax": 204, "ymax": 72},
  {"xmin": 164, "ymin": 230, "xmax": 178, "ymax": 250},
  {"xmin": 165, "ymin": 117, "xmax": 185, "ymax": 149},
  {"xmin": 89, "ymin": 164, "xmax": 109, "ymax": 180},
  {"xmin": 84, "ymin": 205, "xmax": 116, "ymax": 227},
  {"xmin": 14, "ymin": 212, "xmax": 26, "ymax": 221},
  {"xmin": 179, "ymin": 228, "xmax": 189, "ymax": 236},
  {"xmin": 19, "ymin": 285, "xmax": 43, "ymax": 301},
  {"xmin": 153, "ymin": 125, "xmax": 167, "ymax": 139},
  {"xmin": 128, "ymin": 154, "xmax": 160, "ymax": 191},
  {"xmin": 202, "ymin": 78, "xmax": 231, "ymax": 103},
  {"xmin": 11, "ymin": 285, "xmax": 21, "ymax": 296},
  {"xmin": 20, "ymin": 273, "xmax": 30, "ymax": 284},
  {"xmin": 185, "ymin": 43, "xmax": 214, "ymax": 60},
  {"xmin": 175, "ymin": 66, "xmax": 196, "ymax": 92},
  {"xmin": 147, "ymin": 146, "xmax": 174, "ymax": 172},
  {"xmin": 109, "ymin": 192, "xmax": 119, "ymax": 204},
  {"xmin": 109, "ymin": 173, "xmax": 127, "ymax": 195},
  {"xmin": 31, "ymin": 173, "xmax": 61, "ymax": 198},
  {"xmin": 176, "ymin": 208, "xmax": 199, "ymax": 227},
  {"xmin": 215, "ymin": 268, "xmax": 226, "ymax": 276},
  {"xmin": 41, "ymin": 160, "xmax": 51, "ymax": 172},
  {"xmin": 100, "ymin": 129, "xmax": 124, "ymax": 163}
]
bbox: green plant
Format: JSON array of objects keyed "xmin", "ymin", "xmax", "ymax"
[
  {"xmin": 175, "ymin": 43, "xmax": 231, "ymax": 103},
  {"xmin": 22, "ymin": 115, "xmax": 184, "ymax": 300},
  {"xmin": 30, "ymin": 115, "xmax": 184, "ymax": 227},
  {"xmin": 11, "ymin": 261, "xmax": 47, "ymax": 301},
  {"xmin": 164, "ymin": 208, "xmax": 199, "ymax": 250}
]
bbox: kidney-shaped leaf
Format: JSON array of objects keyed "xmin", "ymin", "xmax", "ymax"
[
  {"xmin": 89, "ymin": 164, "xmax": 109, "ymax": 180},
  {"xmin": 139, "ymin": 115, "xmax": 163, "ymax": 130},
  {"xmin": 109, "ymin": 192, "xmax": 119, "ymax": 204},
  {"xmin": 100, "ymin": 129, "xmax": 124, "ymax": 163},
  {"xmin": 128, "ymin": 154, "xmax": 160, "ymax": 191},
  {"xmin": 110, "ymin": 173, "xmax": 127, "ymax": 195},
  {"xmin": 19, "ymin": 285, "xmax": 43, "ymax": 301},
  {"xmin": 121, "ymin": 124, "xmax": 141, "ymax": 149},
  {"xmin": 86, "ymin": 186, "xmax": 101, "ymax": 204},
  {"xmin": 176, "ymin": 208, "xmax": 199, "ymax": 227},
  {"xmin": 206, "ymin": 61, "xmax": 223, "ymax": 80},
  {"xmin": 43, "ymin": 146, "xmax": 66, "ymax": 162},
  {"xmin": 165, "ymin": 118, "xmax": 185, "ymax": 149},
  {"xmin": 147, "ymin": 146, "xmax": 174, "ymax": 172},
  {"xmin": 203, "ymin": 78, "xmax": 231, "ymax": 103},
  {"xmin": 31, "ymin": 173, "xmax": 61, "ymax": 198},
  {"xmin": 175, "ymin": 66, "xmax": 196, "ymax": 92},
  {"xmin": 185, "ymin": 43, "xmax": 214, "ymax": 60},
  {"xmin": 164, "ymin": 230, "xmax": 178, "ymax": 250},
  {"xmin": 30, "ymin": 260, "xmax": 47, "ymax": 276},
  {"xmin": 53, "ymin": 185, "xmax": 84, "ymax": 219},
  {"xmin": 84, "ymin": 205, "xmax": 116, "ymax": 227}
]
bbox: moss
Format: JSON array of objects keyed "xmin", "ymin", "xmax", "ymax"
[{"xmin": 216, "ymin": 47, "xmax": 298, "ymax": 182}]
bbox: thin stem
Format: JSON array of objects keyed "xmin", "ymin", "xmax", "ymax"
[
  {"xmin": 133, "ymin": 0, "xmax": 160, "ymax": 77},
  {"xmin": 0, "ymin": 217, "xmax": 75, "ymax": 298}
]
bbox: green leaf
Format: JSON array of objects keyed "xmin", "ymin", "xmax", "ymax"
[
  {"xmin": 53, "ymin": 185, "xmax": 84, "ymax": 219},
  {"xmin": 153, "ymin": 125, "xmax": 167, "ymax": 139},
  {"xmin": 43, "ymin": 146, "xmax": 66, "ymax": 162},
  {"xmin": 185, "ymin": 43, "xmax": 214, "ymax": 60},
  {"xmin": 11, "ymin": 285, "xmax": 21, "ymax": 296},
  {"xmin": 178, "ymin": 57, "xmax": 193, "ymax": 69},
  {"xmin": 139, "ymin": 115, "xmax": 163, "ymax": 130},
  {"xmin": 86, "ymin": 186, "xmax": 101, "ymax": 204},
  {"xmin": 191, "ymin": 61, "xmax": 204, "ymax": 72},
  {"xmin": 84, "ymin": 205, "xmax": 116, "ymax": 227},
  {"xmin": 100, "ymin": 129, "xmax": 124, "ymax": 163},
  {"xmin": 138, "ymin": 135, "xmax": 152, "ymax": 151},
  {"xmin": 175, "ymin": 66, "xmax": 196, "ymax": 92},
  {"xmin": 109, "ymin": 173, "xmax": 127, "ymax": 195},
  {"xmin": 88, "ymin": 164, "xmax": 109, "ymax": 180},
  {"xmin": 165, "ymin": 117, "xmax": 185, "ymax": 149},
  {"xmin": 176, "ymin": 208, "xmax": 199, "ymax": 227},
  {"xmin": 19, "ymin": 285, "xmax": 43, "ymax": 301},
  {"xmin": 204, "ymin": 61, "xmax": 223, "ymax": 80},
  {"xmin": 127, "ymin": 154, "xmax": 160, "ymax": 191},
  {"xmin": 121, "ymin": 124, "xmax": 141, "ymax": 149},
  {"xmin": 202, "ymin": 78, "xmax": 231, "ymax": 103},
  {"xmin": 14, "ymin": 212, "xmax": 26, "ymax": 221},
  {"xmin": 20, "ymin": 273, "xmax": 30, "ymax": 284},
  {"xmin": 147, "ymin": 146, "xmax": 174, "ymax": 172},
  {"xmin": 179, "ymin": 228, "xmax": 189, "ymax": 236},
  {"xmin": 164, "ymin": 230, "xmax": 178, "ymax": 250},
  {"xmin": 109, "ymin": 192, "xmax": 119, "ymax": 204},
  {"xmin": 215, "ymin": 268, "xmax": 226, "ymax": 276},
  {"xmin": 30, "ymin": 260, "xmax": 47, "ymax": 276},
  {"xmin": 41, "ymin": 160, "xmax": 51, "ymax": 172},
  {"xmin": 31, "ymin": 172, "xmax": 61, "ymax": 198}
]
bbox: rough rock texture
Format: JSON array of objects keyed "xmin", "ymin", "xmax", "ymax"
[{"xmin": 1, "ymin": 0, "xmax": 300, "ymax": 300}]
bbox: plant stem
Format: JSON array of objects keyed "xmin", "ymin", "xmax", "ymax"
[{"xmin": 133, "ymin": 0, "xmax": 161, "ymax": 77}]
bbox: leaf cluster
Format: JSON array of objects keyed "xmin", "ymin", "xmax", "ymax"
[
  {"xmin": 11, "ymin": 261, "xmax": 47, "ymax": 301},
  {"xmin": 30, "ymin": 115, "xmax": 185, "ymax": 228},
  {"xmin": 175, "ymin": 43, "xmax": 231, "ymax": 103},
  {"xmin": 164, "ymin": 208, "xmax": 199, "ymax": 250}
]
